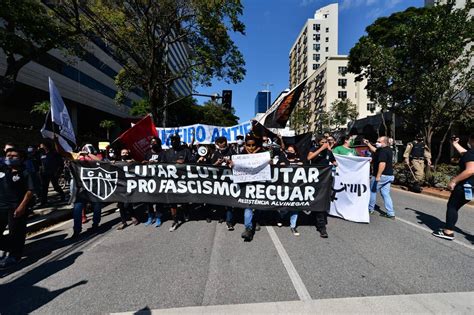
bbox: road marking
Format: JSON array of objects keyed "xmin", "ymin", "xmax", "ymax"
[
  {"xmin": 395, "ymin": 216, "xmax": 474, "ymax": 251},
  {"xmin": 395, "ymin": 188, "xmax": 474, "ymax": 208},
  {"xmin": 26, "ymin": 218, "xmax": 73, "ymax": 239},
  {"xmin": 266, "ymin": 226, "xmax": 312, "ymax": 301}
]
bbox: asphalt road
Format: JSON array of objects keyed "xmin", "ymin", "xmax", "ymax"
[{"xmin": 1, "ymin": 189, "xmax": 473, "ymax": 314}]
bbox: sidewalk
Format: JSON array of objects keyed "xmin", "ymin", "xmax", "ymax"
[
  {"xmin": 112, "ymin": 291, "xmax": 474, "ymax": 314},
  {"xmin": 393, "ymin": 184, "xmax": 474, "ymax": 206}
]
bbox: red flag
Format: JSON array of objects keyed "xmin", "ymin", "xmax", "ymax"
[{"xmin": 115, "ymin": 115, "xmax": 158, "ymax": 161}]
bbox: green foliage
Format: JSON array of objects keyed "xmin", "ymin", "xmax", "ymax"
[
  {"xmin": 99, "ymin": 120, "xmax": 116, "ymax": 129},
  {"xmin": 330, "ymin": 98, "xmax": 358, "ymax": 130},
  {"xmin": 394, "ymin": 162, "xmax": 458, "ymax": 188},
  {"xmin": 198, "ymin": 100, "xmax": 239, "ymax": 126},
  {"xmin": 0, "ymin": 0, "xmax": 82, "ymax": 98},
  {"xmin": 75, "ymin": 0, "xmax": 246, "ymax": 126},
  {"xmin": 348, "ymin": 4, "xmax": 473, "ymax": 153},
  {"xmin": 30, "ymin": 101, "xmax": 50, "ymax": 115},
  {"xmin": 130, "ymin": 99, "xmax": 151, "ymax": 117},
  {"xmin": 290, "ymin": 106, "xmax": 309, "ymax": 131}
]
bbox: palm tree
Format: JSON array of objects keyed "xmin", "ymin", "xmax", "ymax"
[{"xmin": 99, "ymin": 120, "xmax": 116, "ymax": 140}]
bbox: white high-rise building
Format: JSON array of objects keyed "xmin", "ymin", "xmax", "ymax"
[
  {"xmin": 289, "ymin": 3, "xmax": 338, "ymax": 89},
  {"xmin": 292, "ymin": 56, "xmax": 373, "ymax": 134}
]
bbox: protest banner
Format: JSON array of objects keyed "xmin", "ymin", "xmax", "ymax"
[
  {"xmin": 70, "ymin": 161, "xmax": 332, "ymax": 212},
  {"xmin": 232, "ymin": 152, "xmax": 271, "ymax": 183},
  {"xmin": 329, "ymin": 154, "xmax": 371, "ymax": 223},
  {"xmin": 156, "ymin": 121, "xmax": 252, "ymax": 146}
]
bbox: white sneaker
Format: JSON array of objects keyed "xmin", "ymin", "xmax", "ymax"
[{"xmin": 169, "ymin": 222, "xmax": 178, "ymax": 232}]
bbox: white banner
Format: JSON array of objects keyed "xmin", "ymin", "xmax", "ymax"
[
  {"xmin": 329, "ymin": 154, "xmax": 371, "ymax": 223},
  {"xmin": 156, "ymin": 121, "xmax": 252, "ymax": 146},
  {"xmin": 41, "ymin": 78, "xmax": 76, "ymax": 152},
  {"xmin": 232, "ymin": 152, "xmax": 271, "ymax": 183}
]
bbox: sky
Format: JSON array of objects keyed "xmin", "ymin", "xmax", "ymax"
[{"xmin": 194, "ymin": 0, "xmax": 424, "ymax": 123}]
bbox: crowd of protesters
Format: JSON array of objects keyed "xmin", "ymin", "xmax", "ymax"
[{"xmin": 0, "ymin": 130, "xmax": 472, "ymax": 269}]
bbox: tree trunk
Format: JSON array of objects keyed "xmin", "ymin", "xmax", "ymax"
[{"xmin": 433, "ymin": 122, "xmax": 454, "ymax": 170}]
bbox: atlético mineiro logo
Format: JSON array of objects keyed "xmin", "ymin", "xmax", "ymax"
[{"xmin": 80, "ymin": 167, "xmax": 118, "ymax": 200}]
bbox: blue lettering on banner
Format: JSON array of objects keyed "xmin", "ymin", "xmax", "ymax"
[
  {"xmin": 196, "ymin": 126, "xmax": 206, "ymax": 142},
  {"xmin": 222, "ymin": 127, "xmax": 230, "ymax": 140},
  {"xmin": 211, "ymin": 128, "xmax": 220, "ymax": 143}
]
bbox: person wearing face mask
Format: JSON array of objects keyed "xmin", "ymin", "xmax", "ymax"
[
  {"xmin": 210, "ymin": 137, "xmax": 236, "ymax": 230},
  {"xmin": 432, "ymin": 133, "xmax": 474, "ymax": 241},
  {"xmin": 332, "ymin": 135, "xmax": 359, "ymax": 156},
  {"xmin": 277, "ymin": 145, "xmax": 303, "ymax": 236},
  {"xmin": 163, "ymin": 134, "xmax": 193, "ymax": 231},
  {"xmin": 115, "ymin": 149, "xmax": 139, "ymax": 230},
  {"xmin": 0, "ymin": 142, "xmax": 16, "ymax": 166},
  {"xmin": 235, "ymin": 135, "xmax": 245, "ymax": 154},
  {"xmin": 229, "ymin": 134, "xmax": 264, "ymax": 242},
  {"xmin": 364, "ymin": 137, "xmax": 395, "ymax": 219},
  {"xmin": 403, "ymin": 133, "xmax": 432, "ymax": 183},
  {"xmin": 0, "ymin": 148, "xmax": 35, "ymax": 268},
  {"xmin": 38, "ymin": 140, "xmax": 66, "ymax": 206},
  {"xmin": 143, "ymin": 137, "xmax": 165, "ymax": 227},
  {"xmin": 307, "ymin": 135, "xmax": 336, "ymax": 166},
  {"xmin": 54, "ymin": 138, "xmax": 103, "ymax": 238}
]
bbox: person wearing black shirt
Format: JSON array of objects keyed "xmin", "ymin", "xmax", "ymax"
[
  {"xmin": 210, "ymin": 137, "xmax": 235, "ymax": 230},
  {"xmin": 143, "ymin": 137, "xmax": 165, "ymax": 227},
  {"xmin": 433, "ymin": 134, "xmax": 474, "ymax": 240},
  {"xmin": 307, "ymin": 136, "xmax": 336, "ymax": 166},
  {"xmin": 365, "ymin": 136, "xmax": 395, "ymax": 219},
  {"xmin": 0, "ymin": 148, "xmax": 35, "ymax": 268},
  {"xmin": 278, "ymin": 145, "xmax": 303, "ymax": 236},
  {"xmin": 163, "ymin": 134, "xmax": 193, "ymax": 231},
  {"xmin": 38, "ymin": 141, "xmax": 65, "ymax": 205}
]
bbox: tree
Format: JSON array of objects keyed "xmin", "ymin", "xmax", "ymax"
[
  {"xmin": 30, "ymin": 101, "xmax": 50, "ymax": 115},
  {"xmin": 0, "ymin": 0, "xmax": 82, "ymax": 100},
  {"xmin": 74, "ymin": 0, "xmax": 246, "ymax": 127},
  {"xmin": 290, "ymin": 106, "xmax": 309, "ymax": 132},
  {"xmin": 349, "ymin": 4, "xmax": 473, "ymax": 167},
  {"xmin": 329, "ymin": 98, "xmax": 358, "ymax": 130},
  {"xmin": 99, "ymin": 119, "xmax": 116, "ymax": 140},
  {"xmin": 198, "ymin": 100, "xmax": 239, "ymax": 126}
]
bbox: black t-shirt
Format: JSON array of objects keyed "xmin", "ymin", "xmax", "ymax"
[
  {"xmin": 163, "ymin": 146, "xmax": 193, "ymax": 163},
  {"xmin": 210, "ymin": 147, "xmax": 236, "ymax": 165},
  {"xmin": 308, "ymin": 145, "xmax": 335, "ymax": 165},
  {"xmin": 459, "ymin": 149, "xmax": 474, "ymax": 185},
  {"xmin": 372, "ymin": 147, "xmax": 393, "ymax": 176},
  {"xmin": 0, "ymin": 166, "xmax": 35, "ymax": 211},
  {"xmin": 144, "ymin": 150, "xmax": 165, "ymax": 162},
  {"xmin": 40, "ymin": 151, "xmax": 62, "ymax": 175}
]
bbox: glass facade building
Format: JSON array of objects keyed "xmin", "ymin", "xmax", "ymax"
[{"xmin": 255, "ymin": 91, "xmax": 271, "ymax": 115}]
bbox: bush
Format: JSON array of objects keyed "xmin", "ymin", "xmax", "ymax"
[{"xmin": 394, "ymin": 163, "xmax": 458, "ymax": 189}]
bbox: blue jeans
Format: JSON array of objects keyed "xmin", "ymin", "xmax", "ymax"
[
  {"xmin": 73, "ymin": 202, "xmax": 102, "ymax": 233},
  {"xmin": 244, "ymin": 208, "xmax": 253, "ymax": 229},
  {"xmin": 279, "ymin": 210, "xmax": 298, "ymax": 228},
  {"xmin": 369, "ymin": 175, "xmax": 395, "ymax": 216},
  {"xmin": 225, "ymin": 208, "xmax": 233, "ymax": 224}
]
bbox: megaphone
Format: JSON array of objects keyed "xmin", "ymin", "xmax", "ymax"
[{"xmin": 198, "ymin": 146, "xmax": 208, "ymax": 157}]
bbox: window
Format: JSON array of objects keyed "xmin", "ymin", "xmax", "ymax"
[
  {"xmin": 338, "ymin": 79, "xmax": 347, "ymax": 87},
  {"xmin": 313, "ymin": 63, "xmax": 320, "ymax": 70},
  {"xmin": 338, "ymin": 91, "xmax": 347, "ymax": 99},
  {"xmin": 326, "ymin": 27, "xmax": 329, "ymax": 33},
  {"xmin": 324, "ymin": 14, "xmax": 328, "ymax": 18},
  {"xmin": 367, "ymin": 103, "xmax": 376, "ymax": 113},
  {"xmin": 325, "ymin": 37, "xmax": 329, "ymax": 42},
  {"xmin": 314, "ymin": 34, "xmax": 320, "ymax": 41},
  {"xmin": 313, "ymin": 54, "xmax": 320, "ymax": 61},
  {"xmin": 313, "ymin": 24, "xmax": 320, "ymax": 31},
  {"xmin": 325, "ymin": 47, "xmax": 329, "ymax": 52},
  {"xmin": 313, "ymin": 44, "xmax": 320, "ymax": 51},
  {"xmin": 338, "ymin": 66, "xmax": 348, "ymax": 75}
]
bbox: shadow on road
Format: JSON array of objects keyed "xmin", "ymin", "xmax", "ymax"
[
  {"xmin": 405, "ymin": 207, "xmax": 474, "ymax": 244},
  {"xmin": 0, "ymin": 251, "xmax": 87, "ymax": 314}
]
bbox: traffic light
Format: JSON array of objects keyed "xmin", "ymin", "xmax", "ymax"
[{"xmin": 222, "ymin": 90, "xmax": 232, "ymax": 110}]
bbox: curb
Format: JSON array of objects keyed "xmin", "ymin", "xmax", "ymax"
[{"xmin": 392, "ymin": 185, "xmax": 474, "ymax": 206}]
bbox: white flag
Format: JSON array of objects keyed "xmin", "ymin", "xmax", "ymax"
[
  {"xmin": 329, "ymin": 154, "xmax": 371, "ymax": 223},
  {"xmin": 41, "ymin": 77, "xmax": 77, "ymax": 152}
]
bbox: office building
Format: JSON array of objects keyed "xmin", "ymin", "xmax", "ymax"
[
  {"xmin": 289, "ymin": 3, "xmax": 338, "ymax": 89},
  {"xmin": 255, "ymin": 90, "xmax": 271, "ymax": 115}
]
